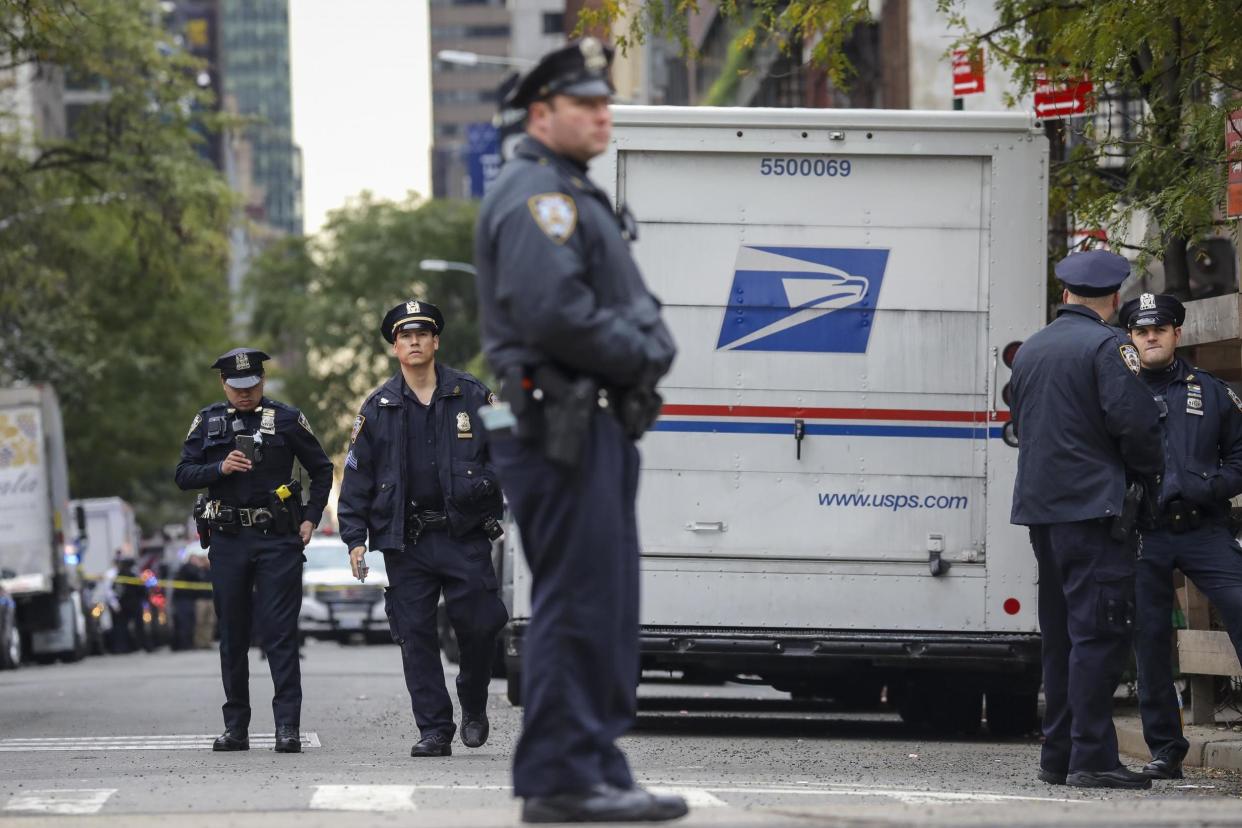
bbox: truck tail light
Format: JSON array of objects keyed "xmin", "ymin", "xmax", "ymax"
[{"xmin": 1002, "ymin": 341, "xmax": 1022, "ymax": 367}]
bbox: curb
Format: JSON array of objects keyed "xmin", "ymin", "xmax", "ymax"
[{"xmin": 1115, "ymin": 713, "xmax": 1242, "ymax": 772}]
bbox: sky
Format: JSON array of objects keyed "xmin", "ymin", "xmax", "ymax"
[{"xmin": 288, "ymin": 1, "xmax": 431, "ymax": 235}]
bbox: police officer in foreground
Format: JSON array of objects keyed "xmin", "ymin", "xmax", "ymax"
[
  {"xmin": 176, "ymin": 348, "xmax": 333, "ymax": 753},
  {"xmin": 1119, "ymin": 293, "xmax": 1242, "ymax": 781},
  {"xmin": 338, "ymin": 300, "xmax": 508, "ymax": 758},
  {"xmin": 1010, "ymin": 250, "xmax": 1164, "ymax": 789},
  {"xmin": 474, "ymin": 39, "xmax": 685, "ymax": 824}
]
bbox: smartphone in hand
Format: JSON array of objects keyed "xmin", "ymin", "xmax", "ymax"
[{"xmin": 235, "ymin": 434, "xmax": 257, "ymax": 463}]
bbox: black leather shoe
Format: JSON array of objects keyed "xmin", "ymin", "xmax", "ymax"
[
  {"xmin": 1066, "ymin": 767, "xmax": 1152, "ymax": 789},
  {"xmin": 1037, "ymin": 767, "xmax": 1067, "ymax": 785},
  {"xmin": 522, "ymin": 784, "xmax": 688, "ymax": 823},
  {"xmin": 411, "ymin": 732, "xmax": 453, "ymax": 757},
  {"xmin": 212, "ymin": 730, "xmax": 249, "ymax": 751},
  {"xmin": 274, "ymin": 725, "xmax": 301, "ymax": 753},
  {"xmin": 1141, "ymin": 756, "xmax": 1184, "ymax": 780},
  {"xmin": 461, "ymin": 712, "xmax": 489, "ymax": 748}
]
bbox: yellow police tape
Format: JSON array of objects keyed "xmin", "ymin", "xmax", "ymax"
[{"xmin": 108, "ymin": 575, "xmax": 377, "ymax": 592}]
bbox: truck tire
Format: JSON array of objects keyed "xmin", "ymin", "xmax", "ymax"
[
  {"xmin": 506, "ymin": 669, "xmax": 522, "ymax": 707},
  {"xmin": 986, "ymin": 690, "xmax": 1039, "ymax": 737}
]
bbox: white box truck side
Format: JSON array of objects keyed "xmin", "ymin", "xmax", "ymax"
[
  {"xmin": 0, "ymin": 385, "xmax": 87, "ymax": 664},
  {"xmin": 502, "ymin": 107, "xmax": 1048, "ymax": 734}
]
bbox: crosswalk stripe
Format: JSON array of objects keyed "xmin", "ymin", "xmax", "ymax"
[
  {"xmin": 310, "ymin": 785, "xmax": 418, "ymax": 812},
  {"xmin": 646, "ymin": 786, "xmax": 727, "ymax": 807},
  {"xmin": 3, "ymin": 789, "xmax": 116, "ymax": 815},
  {"xmin": 0, "ymin": 733, "xmax": 321, "ymax": 751}
]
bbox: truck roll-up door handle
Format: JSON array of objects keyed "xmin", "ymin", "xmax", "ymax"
[
  {"xmin": 685, "ymin": 521, "xmax": 727, "ymax": 533},
  {"xmin": 794, "ymin": 418, "xmax": 805, "ymax": 460}
]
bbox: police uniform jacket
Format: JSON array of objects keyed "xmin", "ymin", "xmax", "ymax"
[
  {"xmin": 175, "ymin": 398, "xmax": 333, "ymax": 526},
  {"xmin": 473, "ymin": 136, "xmax": 676, "ymax": 389},
  {"xmin": 1143, "ymin": 358, "xmax": 1242, "ymax": 511},
  {"xmin": 1010, "ymin": 304, "xmax": 1163, "ymax": 525},
  {"xmin": 337, "ymin": 366, "xmax": 502, "ymax": 552}
]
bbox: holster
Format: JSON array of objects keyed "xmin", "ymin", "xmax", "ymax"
[
  {"xmin": 504, "ymin": 365, "xmax": 598, "ymax": 469},
  {"xmin": 1110, "ymin": 482, "xmax": 1143, "ymax": 543},
  {"xmin": 270, "ymin": 479, "xmax": 304, "ymax": 536},
  {"xmin": 192, "ymin": 493, "xmax": 211, "ymax": 549},
  {"xmin": 615, "ymin": 385, "xmax": 664, "ymax": 440}
]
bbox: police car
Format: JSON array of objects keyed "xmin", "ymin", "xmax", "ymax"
[{"xmin": 299, "ymin": 534, "xmax": 389, "ymax": 643}]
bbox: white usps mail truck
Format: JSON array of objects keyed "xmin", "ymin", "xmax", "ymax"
[{"xmin": 501, "ymin": 106, "xmax": 1048, "ymax": 735}]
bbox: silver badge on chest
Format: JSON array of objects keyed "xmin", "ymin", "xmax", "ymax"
[{"xmin": 456, "ymin": 411, "xmax": 472, "ymax": 439}]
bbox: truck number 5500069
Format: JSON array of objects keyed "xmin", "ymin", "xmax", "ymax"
[{"xmin": 759, "ymin": 157, "xmax": 853, "ymax": 177}]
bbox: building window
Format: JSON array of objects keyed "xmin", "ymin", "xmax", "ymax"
[{"xmin": 542, "ymin": 13, "xmax": 564, "ymax": 35}]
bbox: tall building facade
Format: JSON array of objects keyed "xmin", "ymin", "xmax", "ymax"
[
  {"xmin": 429, "ymin": 0, "xmax": 565, "ymax": 199},
  {"xmin": 218, "ymin": 0, "xmax": 303, "ymax": 235}
]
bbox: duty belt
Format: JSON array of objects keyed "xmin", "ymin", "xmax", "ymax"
[
  {"xmin": 405, "ymin": 506, "xmax": 449, "ymax": 545},
  {"xmin": 205, "ymin": 501, "xmax": 276, "ymax": 531}
]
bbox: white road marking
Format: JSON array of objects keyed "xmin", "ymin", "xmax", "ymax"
[
  {"xmin": 309, "ymin": 785, "xmax": 418, "ymax": 812},
  {"xmin": 641, "ymin": 780, "xmax": 1079, "ymax": 806},
  {"xmin": 646, "ymin": 786, "xmax": 728, "ymax": 807},
  {"xmin": 4, "ymin": 789, "xmax": 115, "ymax": 815},
  {"xmin": 0, "ymin": 733, "xmax": 321, "ymax": 751}
]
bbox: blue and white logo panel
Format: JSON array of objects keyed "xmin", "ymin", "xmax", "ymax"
[{"xmin": 716, "ymin": 246, "xmax": 891, "ymax": 353}]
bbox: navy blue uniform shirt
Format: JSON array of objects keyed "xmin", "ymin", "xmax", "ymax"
[
  {"xmin": 175, "ymin": 397, "xmax": 334, "ymax": 526},
  {"xmin": 1010, "ymin": 304, "xmax": 1163, "ymax": 525},
  {"xmin": 403, "ymin": 373, "xmax": 446, "ymax": 510},
  {"xmin": 338, "ymin": 366, "xmax": 502, "ymax": 552},
  {"xmin": 1139, "ymin": 358, "xmax": 1242, "ymax": 509},
  {"xmin": 473, "ymin": 136, "xmax": 675, "ymax": 389}
]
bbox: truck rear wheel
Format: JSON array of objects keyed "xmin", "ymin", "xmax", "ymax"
[{"xmin": 986, "ymin": 690, "xmax": 1039, "ymax": 737}]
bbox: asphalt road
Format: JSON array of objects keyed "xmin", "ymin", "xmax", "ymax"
[{"xmin": 1, "ymin": 642, "xmax": 1241, "ymax": 826}]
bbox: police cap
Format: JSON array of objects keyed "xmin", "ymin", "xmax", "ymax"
[
  {"xmin": 382, "ymin": 299, "xmax": 444, "ymax": 344},
  {"xmin": 1054, "ymin": 249, "xmax": 1131, "ymax": 297},
  {"xmin": 507, "ymin": 37, "xmax": 614, "ymax": 110},
  {"xmin": 1119, "ymin": 292, "xmax": 1186, "ymax": 330},
  {"xmin": 212, "ymin": 347, "xmax": 269, "ymax": 389}
]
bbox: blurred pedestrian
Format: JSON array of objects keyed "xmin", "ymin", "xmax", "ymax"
[
  {"xmin": 192, "ymin": 555, "xmax": 216, "ymax": 649},
  {"xmin": 1009, "ymin": 250, "xmax": 1163, "ymax": 789},
  {"xmin": 474, "ymin": 38, "xmax": 685, "ymax": 823},
  {"xmin": 111, "ymin": 556, "xmax": 148, "ymax": 654},
  {"xmin": 338, "ymin": 299, "xmax": 508, "ymax": 757},
  {"xmin": 173, "ymin": 554, "xmax": 207, "ymax": 650},
  {"xmin": 175, "ymin": 347, "xmax": 333, "ymax": 754}
]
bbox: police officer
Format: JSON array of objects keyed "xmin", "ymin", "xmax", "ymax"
[
  {"xmin": 474, "ymin": 39, "xmax": 686, "ymax": 824},
  {"xmin": 1118, "ymin": 293, "xmax": 1242, "ymax": 780},
  {"xmin": 1010, "ymin": 250, "xmax": 1164, "ymax": 789},
  {"xmin": 337, "ymin": 300, "xmax": 508, "ymax": 758},
  {"xmin": 175, "ymin": 348, "xmax": 333, "ymax": 753}
]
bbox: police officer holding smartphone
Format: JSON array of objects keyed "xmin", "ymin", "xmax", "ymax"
[{"xmin": 176, "ymin": 348, "xmax": 333, "ymax": 753}]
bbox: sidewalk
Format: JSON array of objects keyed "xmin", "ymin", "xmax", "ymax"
[{"xmin": 1115, "ymin": 710, "xmax": 1242, "ymax": 771}]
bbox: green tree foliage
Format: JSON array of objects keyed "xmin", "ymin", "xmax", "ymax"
[
  {"xmin": 0, "ymin": 1, "xmax": 235, "ymax": 531},
  {"xmin": 245, "ymin": 195, "xmax": 480, "ymax": 462},
  {"xmin": 940, "ymin": 0, "xmax": 1241, "ymax": 295}
]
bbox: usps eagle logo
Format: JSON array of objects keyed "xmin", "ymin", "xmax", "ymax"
[
  {"xmin": 235, "ymin": 352, "xmax": 250, "ymax": 370},
  {"xmin": 716, "ymin": 246, "xmax": 891, "ymax": 353},
  {"xmin": 528, "ymin": 194, "xmax": 577, "ymax": 244}
]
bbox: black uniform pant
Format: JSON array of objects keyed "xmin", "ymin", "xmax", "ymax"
[
  {"xmin": 492, "ymin": 411, "xmax": 642, "ymax": 798},
  {"xmin": 1136, "ymin": 522, "xmax": 1242, "ymax": 761},
  {"xmin": 208, "ymin": 528, "xmax": 303, "ymax": 731},
  {"xmin": 382, "ymin": 530, "xmax": 507, "ymax": 739},
  {"xmin": 1030, "ymin": 520, "xmax": 1136, "ymax": 773}
]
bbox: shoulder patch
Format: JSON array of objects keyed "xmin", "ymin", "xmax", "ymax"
[
  {"xmin": 297, "ymin": 411, "xmax": 314, "ymax": 435},
  {"xmin": 1227, "ymin": 388, "xmax": 1242, "ymax": 414},
  {"xmin": 1118, "ymin": 343, "xmax": 1141, "ymax": 376},
  {"xmin": 186, "ymin": 413, "xmax": 202, "ymax": 440},
  {"xmin": 350, "ymin": 414, "xmax": 366, "ymax": 444},
  {"xmin": 527, "ymin": 193, "xmax": 577, "ymax": 244}
]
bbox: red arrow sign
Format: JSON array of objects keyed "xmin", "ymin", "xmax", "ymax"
[
  {"xmin": 952, "ymin": 48, "xmax": 985, "ymax": 96},
  {"xmin": 1034, "ymin": 75, "xmax": 1095, "ymax": 119}
]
